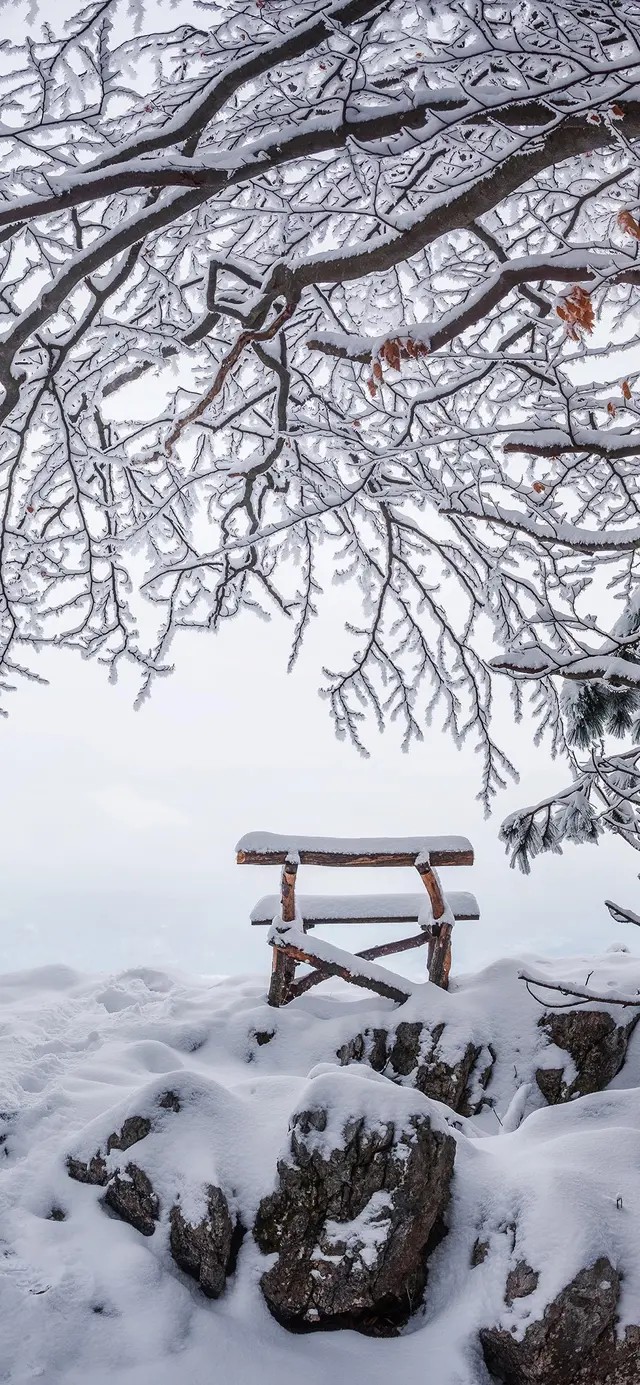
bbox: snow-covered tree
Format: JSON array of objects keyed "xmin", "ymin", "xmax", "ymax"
[{"xmin": 4, "ymin": 0, "xmax": 640, "ymax": 869}]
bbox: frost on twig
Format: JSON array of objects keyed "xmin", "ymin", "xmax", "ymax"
[{"xmin": 3, "ymin": 1, "xmax": 640, "ymax": 845}]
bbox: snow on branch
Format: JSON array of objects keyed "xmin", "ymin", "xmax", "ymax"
[
  {"xmin": 605, "ymin": 899, "xmax": 640, "ymax": 927},
  {"xmin": 520, "ymin": 970, "xmax": 640, "ymax": 1008},
  {"xmin": 5, "ymin": 0, "xmax": 640, "ymax": 843},
  {"xmin": 493, "ymin": 651, "xmax": 640, "ymax": 688},
  {"xmin": 307, "ymin": 255, "xmax": 640, "ymax": 361}
]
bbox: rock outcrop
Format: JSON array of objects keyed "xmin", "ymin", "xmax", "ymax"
[
  {"xmin": 255, "ymin": 1080, "xmax": 455, "ymax": 1334},
  {"xmin": 104, "ymin": 1162, "xmax": 160, "ymax": 1236},
  {"xmin": 169, "ymin": 1189, "xmax": 244, "ymax": 1298},
  {"xmin": 535, "ymin": 1010, "xmax": 639, "ymax": 1104},
  {"xmin": 480, "ymin": 1257, "xmax": 640, "ymax": 1384},
  {"xmin": 67, "ymin": 1090, "xmax": 239, "ymax": 1298},
  {"xmin": 337, "ymin": 1020, "xmax": 494, "ymax": 1115},
  {"xmin": 67, "ymin": 1114, "xmax": 159, "ymax": 1236}
]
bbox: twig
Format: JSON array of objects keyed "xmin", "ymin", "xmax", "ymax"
[
  {"xmin": 605, "ymin": 899, "xmax": 640, "ymax": 927},
  {"xmin": 520, "ymin": 971, "xmax": 640, "ymax": 1008},
  {"xmin": 164, "ymin": 300, "xmax": 295, "ymax": 457}
]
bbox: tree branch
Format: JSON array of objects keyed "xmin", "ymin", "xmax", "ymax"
[
  {"xmin": 308, "ymin": 256, "xmax": 640, "ymax": 359},
  {"xmin": 520, "ymin": 971, "xmax": 640, "ymax": 1007}
]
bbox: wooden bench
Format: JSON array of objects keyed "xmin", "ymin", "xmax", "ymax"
[{"xmin": 237, "ymin": 833, "xmax": 478, "ymax": 1007}]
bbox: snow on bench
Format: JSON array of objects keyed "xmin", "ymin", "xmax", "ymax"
[
  {"xmin": 268, "ymin": 923, "xmax": 416, "ymax": 1005},
  {"xmin": 236, "ymin": 831, "xmax": 473, "ymax": 867},
  {"xmin": 251, "ymin": 891, "xmax": 480, "ymax": 927}
]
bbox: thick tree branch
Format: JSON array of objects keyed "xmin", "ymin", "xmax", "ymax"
[
  {"xmin": 267, "ymin": 113, "xmax": 640, "ymax": 297},
  {"xmin": 441, "ymin": 490, "xmax": 640, "ymax": 556},
  {"xmin": 504, "ymin": 429, "xmax": 640, "ymax": 459},
  {"xmin": 308, "ymin": 256, "xmax": 640, "ymax": 359},
  {"xmin": 492, "ymin": 651, "xmax": 640, "ymax": 688}
]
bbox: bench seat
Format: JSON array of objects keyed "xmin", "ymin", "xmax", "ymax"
[{"xmin": 251, "ymin": 891, "xmax": 479, "ymax": 927}]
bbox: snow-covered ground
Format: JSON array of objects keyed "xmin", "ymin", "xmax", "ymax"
[{"xmin": 1, "ymin": 951, "xmax": 639, "ymax": 1384}]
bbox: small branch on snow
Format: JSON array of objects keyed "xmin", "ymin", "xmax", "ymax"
[{"xmin": 520, "ymin": 971, "xmax": 640, "ymax": 1008}]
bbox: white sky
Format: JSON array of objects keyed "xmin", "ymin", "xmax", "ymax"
[{"xmin": 2, "ymin": 605, "xmax": 639, "ymax": 982}]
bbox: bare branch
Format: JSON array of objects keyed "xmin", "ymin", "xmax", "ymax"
[{"xmin": 520, "ymin": 971, "xmax": 640, "ymax": 1008}]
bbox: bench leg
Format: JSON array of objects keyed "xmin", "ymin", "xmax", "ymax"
[
  {"xmin": 428, "ymin": 923, "xmax": 452, "ymax": 989},
  {"xmin": 267, "ymin": 947, "xmax": 296, "ymax": 1006},
  {"xmin": 267, "ymin": 857, "xmax": 299, "ymax": 1006}
]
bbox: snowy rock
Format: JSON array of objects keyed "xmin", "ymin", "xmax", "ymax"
[
  {"xmin": 67, "ymin": 1082, "xmax": 240, "ymax": 1296},
  {"xmin": 169, "ymin": 1190, "xmax": 244, "ymax": 1299},
  {"xmin": 535, "ymin": 1010, "xmax": 639, "ymax": 1104},
  {"xmin": 105, "ymin": 1164, "xmax": 160, "ymax": 1237},
  {"xmin": 480, "ymin": 1257, "xmax": 640, "ymax": 1384},
  {"xmin": 254, "ymin": 1071, "xmax": 455, "ymax": 1334},
  {"xmin": 67, "ymin": 1112, "xmax": 159, "ymax": 1235},
  {"xmin": 505, "ymin": 1260, "xmax": 539, "ymax": 1305},
  {"xmin": 337, "ymin": 1020, "xmax": 493, "ymax": 1114},
  {"xmin": 67, "ymin": 1112, "xmax": 152, "ymax": 1180}
]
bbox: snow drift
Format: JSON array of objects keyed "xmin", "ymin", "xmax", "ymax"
[{"xmin": 1, "ymin": 951, "xmax": 639, "ymax": 1383}]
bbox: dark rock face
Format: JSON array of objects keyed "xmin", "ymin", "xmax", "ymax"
[
  {"xmin": 505, "ymin": 1261, "xmax": 539, "ymax": 1305},
  {"xmin": 170, "ymin": 1189, "xmax": 244, "ymax": 1298},
  {"xmin": 480, "ymin": 1257, "xmax": 623, "ymax": 1383},
  {"xmin": 67, "ymin": 1114, "xmax": 154, "ymax": 1190},
  {"xmin": 67, "ymin": 1150, "xmax": 109, "ymax": 1186},
  {"xmin": 157, "ymin": 1090, "xmax": 181, "ymax": 1113},
  {"xmin": 572, "ymin": 1325, "xmax": 640, "ymax": 1385},
  {"xmin": 535, "ymin": 1011, "xmax": 639, "ymax": 1104},
  {"xmin": 104, "ymin": 1163, "xmax": 159, "ymax": 1236},
  {"xmin": 107, "ymin": 1114, "xmax": 152, "ymax": 1150},
  {"xmin": 337, "ymin": 1021, "xmax": 492, "ymax": 1115},
  {"xmin": 255, "ymin": 1099, "xmax": 455, "ymax": 1335},
  {"xmin": 471, "ymin": 1238, "xmax": 489, "ymax": 1267}
]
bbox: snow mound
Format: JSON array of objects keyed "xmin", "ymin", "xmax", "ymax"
[{"xmin": 0, "ymin": 951, "xmax": 639, "ymax": 1383}]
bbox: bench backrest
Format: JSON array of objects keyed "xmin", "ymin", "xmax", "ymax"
[{"xmin": 236, "ymin": 832, "xmax": 473, "ymax": 867}]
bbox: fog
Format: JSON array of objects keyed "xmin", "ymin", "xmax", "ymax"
[{"xmin": 1, "ymin": 606, "xmax": 637, "ymax": 982}]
